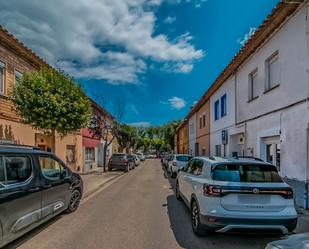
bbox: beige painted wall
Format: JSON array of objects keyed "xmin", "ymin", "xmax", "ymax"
[{"xmin": 0, "ymin": 118, "xmax": 83, "ymax": 172}]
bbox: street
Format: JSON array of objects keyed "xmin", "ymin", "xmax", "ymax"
[{"xmin": 6, "ymin": 159, "xmax": 279, "ymax": 249}]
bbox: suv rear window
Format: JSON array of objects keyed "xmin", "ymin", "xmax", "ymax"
[
  {"xmin": 212, "ymin": 164, "xmax": 283, "ymax": 183},
  {"xmin": 111, "ymin": 154, "xmax": 126, "ymax": 159},
  {"xmin": 176, "ymin": 156, "xmax": 192, "ymax": 162}
]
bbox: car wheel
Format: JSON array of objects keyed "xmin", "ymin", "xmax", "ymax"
[
  {"xmin": 66, "ymin": 189, "xmax": 81, "ymax": 213},
  {"xmin": 176, "ymin": 182, "xmax": 182, "ymax": 201},
  {"xmin": 191, "ymin": 200, "xmax": 206, "ymax": 236}
]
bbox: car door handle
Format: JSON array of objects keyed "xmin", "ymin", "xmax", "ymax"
[{"xmin": 28, "ymin": 187, "xmax": 40, "ymax": 192}]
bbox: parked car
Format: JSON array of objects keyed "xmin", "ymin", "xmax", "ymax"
[
  {"xmin": 162, "ymin": 154, "xmax": 172, "ymax": 168},
  {"xmin": 136, "ymin": 152, "xmax": 145, "ymax": 161},
  {"xmin": 0, "ymin": 143, "xmax": 83, "ymax": 248},
  {"xmin": 168, "ymin": 154, "xmax": 192, "ymax": 178},
  {"xmin": 132, "ymin": 154, "xmax": 141, "ymax": 166},
  {"xmin": 265, "ymin": 233, "xmax": 309, "ymax": 249},
  {"xmin": 176, "ymin": 156, "xmax": 297, "ymax": 237},
  {"xmin": 108, "ymin": 153, "xmax": 135, "ymax": 172}
]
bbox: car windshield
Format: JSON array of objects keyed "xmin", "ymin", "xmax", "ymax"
[
  {"xmin": 176, "ymin": 156, "xmax": 192, "ymax": 162},
  {"xmin": 212, "ymin": 164, "xmax": 283, "ymax": 183}
]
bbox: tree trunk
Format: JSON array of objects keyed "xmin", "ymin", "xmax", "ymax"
[
  {"xmin": 51, "ymin": 129, "xmax": 56, "ymax": 153},
  {"xmin": 103, "ymin": 144, "xmax": 108, "ymax": 172}
]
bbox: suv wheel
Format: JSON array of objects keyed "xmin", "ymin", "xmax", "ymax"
[
  {"xmin": 191, "ymin": 200, "xmax": 206, "ymax": 236},
  {"xmin": 176, "ymin": 182, "xmax": 181, "ymax": 201},
  {"xmin": 66, "ymin": 189, "xmax": 81, "ymax": 213}
]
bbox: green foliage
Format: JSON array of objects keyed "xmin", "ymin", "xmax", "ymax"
[
  {"xmin": 10, "ymin": 68, "xmax": 91, "ymax": 135},
  {"xmin": 117, "ymin": 120, "xmax": 181, "ymax": 153}
]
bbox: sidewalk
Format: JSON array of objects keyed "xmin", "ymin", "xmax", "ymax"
[{"xmin": 80, "ymin": 168, "xmax": 124, "ymax": 199}]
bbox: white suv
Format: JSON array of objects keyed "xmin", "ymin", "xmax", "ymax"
[
  {"xmin": 168, "ymin": 154, "xmax": 192, "ymax": 178},
  {"xmin": 176, "ymin": 156, "xmax": 297, "ymax": 236}
]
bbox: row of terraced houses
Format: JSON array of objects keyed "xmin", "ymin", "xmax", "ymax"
[
  {"xmin": 0, "ymin": 26, "xmax": 120, "ymax": 173},
  {"xmin": 174, "ymin": 1, "xmax": 309, "ymax": 208}
]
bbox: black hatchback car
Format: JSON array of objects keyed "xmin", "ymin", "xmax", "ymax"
[{"xmin": 0, "ymin": 143, "xmax": 83, "ymax": 248}]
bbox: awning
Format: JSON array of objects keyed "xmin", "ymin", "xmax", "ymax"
[{"xmin": 83, "ymin": 137, "xmax": 100, "ymax": 148}]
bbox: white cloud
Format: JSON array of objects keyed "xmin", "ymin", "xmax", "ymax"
[
  {"xmin": 168, "ymin": 96, "xmax": 186, "ymax": 109},
  {"xmin": 0, "ymin": 0, "xmax": 204, "ymax": 84},
  {"xmin": 162, "ymin": 62, "xmax": 193, "ymax": 73},
  {"xmin": 164, "ymin": 16, "xmax": 176, "ymax": 24},
  {"xmin": 127, "ymin": 122, "xmax": 151, "ymax": 127},
  {"xmin": 238, "ymin": 27, "xmax": 257, "ymax": 46}
]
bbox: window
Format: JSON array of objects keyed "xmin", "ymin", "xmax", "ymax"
[
  {"xmin": 221, "ymin": 94, "xmax": 227, "ymax": 117},
  {"xmin": 66, "ymin": 145, "xmax": 76, "ymax": 164},
  {"xmin": 0, "ymin": 156, "xmax": 32, "ymax": 185},
  {"xmin": 14, "ymin": 70, "xmax": 22, "ymax": 84},
  {"xmin": 176, "ymin": 155, "xmax": 192, "ymax": 162},
  {"xmin": 186, "ymin": 159, "xmax": 203, "ymax": 175},
  {"xmin": 0, "ymin": 61, "xmax": 5, "ymax": 94},
  {"xmin": 85, "ymin": 148, "xmax": 95, "ymax": 161},
  {"xmin": 265, "ymin": 51, "xmax": 280, "ymax": 91},
  {"xmin": 248, "ymin": 68, "xmax": 258, "ymax": 101},
  {"xmin": 215, "ymin": 145, "xmax": 221, "ymax": 157},
  {"xmin": 214, "ymin": 100, "xmax": 220, "ymax": 120},
  {"xmin": 39, "ymin": 156, "xmax": 64, "ymax": 179},
  {"xmin": 199, "ymin": 116, "xmax": 202, "ymax": 129},
  {"xmin": 202, "ymin": 114, "xmax": 206, "ymax": 127},
  {"xmin": 212, "ymin": 164, "xmax": 282, "ymax": 183}
]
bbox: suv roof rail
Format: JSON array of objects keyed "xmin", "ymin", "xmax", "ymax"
[
  {"xmin": 234, "ymin": 156, "xmax": 264, "ymax": 162},
  {"xmin": 0, "ymin": 142, "xmax": 41, "ymax": 150}
]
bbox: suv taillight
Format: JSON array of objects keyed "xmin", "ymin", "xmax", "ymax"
[
  {"xmin": 124, "ymin": 159, "xmax": 128, "ymax": 165},
  {"xmin": 203, "ymin": 184, "xmax": 222, "ymax": 197},
  {"xmin": 282, "ymin": 188, "xmax": 294, "ymax": 199}
]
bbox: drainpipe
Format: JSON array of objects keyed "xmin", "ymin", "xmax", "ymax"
[{"xmin": 305, "ymin": 1, "xmax": 309, "ymax": 209}]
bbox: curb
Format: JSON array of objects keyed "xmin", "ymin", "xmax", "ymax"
[{"xmin": 82, "ymin": 173, "xmax": 125, "ymax": 200}]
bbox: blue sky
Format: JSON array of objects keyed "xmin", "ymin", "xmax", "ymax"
[{"xmin": 0, "ymin": 0, "xmax": 279, "ymax": 126}]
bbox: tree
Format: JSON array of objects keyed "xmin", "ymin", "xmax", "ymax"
[
  {"xmin": 10, "ymin": 68, "xmax": 91, "ymax": 152},
  {"xmin": 88, "ymin": 94, "xmax": 125, "ymax": 172}
]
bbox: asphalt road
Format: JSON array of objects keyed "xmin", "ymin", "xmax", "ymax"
[{"xmin": 6, "ymin": 159, "xmax": 279, "ymax": 249}]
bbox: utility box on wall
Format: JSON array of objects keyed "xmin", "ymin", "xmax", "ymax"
[{"xmin": 221, "ymin": 130, "xmax": 228, "ymax": 145}]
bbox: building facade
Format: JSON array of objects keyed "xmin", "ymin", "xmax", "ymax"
[
  {"xmin": 0, "ymin": 26, "xmax": 83, "ymax": 172},
  {"xmin": 235, "ymin": 2, "xmax": 309, "ymax": 207},
  {"xmin": 195, "ymin": 100, "xmax": 210, "ymax": 156},
  {"xmin": 188, "ymin": 113, "xmax": 196, "ymax": 156},
  {"xmin": 210, "ymin": 75, "xmax": 245, "ymax": 158},
  {"xmin": 82, "ymin": 101, "xmax": 118, "ymax": 172},
  {"xmin": 177, "ymin": 121, "xmax": 189, "ymax": 154},
  {"xmin": 176, "ymin": 1, "xmax": 309, "ymax": 208}
]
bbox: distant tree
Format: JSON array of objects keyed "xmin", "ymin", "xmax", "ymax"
[{"xmin": 10, "ymin": 68, "xmax": 91, "ymax": 152}]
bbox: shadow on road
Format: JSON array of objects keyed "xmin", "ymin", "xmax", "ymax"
[
  {"xmin": 4, "ymin": 215, "xmax": 62, "ymax": 249},
  {"xmin": 161, "ymin": 162, "xmax": 280, "ymax": 249}
]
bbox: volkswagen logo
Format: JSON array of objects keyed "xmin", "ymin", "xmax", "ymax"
[{"xmin": 252, "ymin": 188, "xmax": 260, "ymax": 194}]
